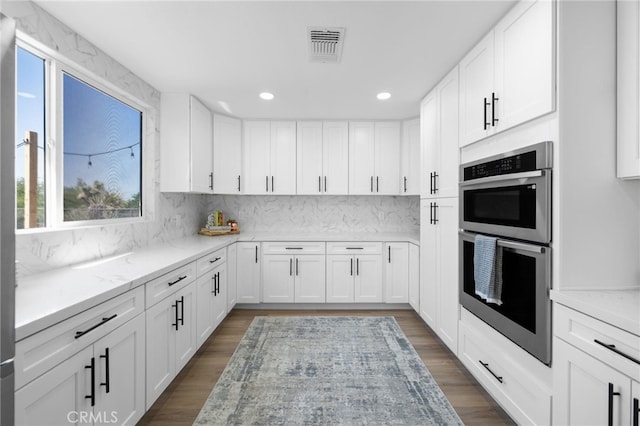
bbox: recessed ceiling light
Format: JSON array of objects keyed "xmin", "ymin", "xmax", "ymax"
[
  {"xmin": 259, "ymin": 92, "xmax": 275, "ymax": 101},
  {"xmin": 377, "ymin": 92, "xmax": 391, "ymax": 100}
]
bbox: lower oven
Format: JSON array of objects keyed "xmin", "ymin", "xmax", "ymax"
[{"xmin": 459, "ymin": 230, "xmax": 551, "ymax": 365}]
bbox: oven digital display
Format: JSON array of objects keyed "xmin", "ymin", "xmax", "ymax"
[{"xmin": 464, "ymin": 150, "xmax": 537, "ymax": 181}]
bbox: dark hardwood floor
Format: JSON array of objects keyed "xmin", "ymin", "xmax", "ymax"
[{"xmin": 138, "ymin": 309, "xmax": 515, "ymax": 425}]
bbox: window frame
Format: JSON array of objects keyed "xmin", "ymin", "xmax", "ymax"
[{"xmin": 16, "ymin": 33, "xmax": 151, "ymax": 232}]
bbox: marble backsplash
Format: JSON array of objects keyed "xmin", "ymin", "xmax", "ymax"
[{"xmin": 206, "ymin": 195, "xmax": 420, "ymax": 234}]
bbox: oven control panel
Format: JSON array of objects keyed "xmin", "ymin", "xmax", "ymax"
[{"xmin": 463, "ymin": 150, "xmax": 537, "ymax": 181}]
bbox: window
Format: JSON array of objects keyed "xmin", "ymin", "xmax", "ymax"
[{"xmin": 16, "ymin": 40, "xmax": 144, "ymax": 230}]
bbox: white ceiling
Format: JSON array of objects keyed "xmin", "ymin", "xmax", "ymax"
[{"xmin": 34, "ymin": 0, "xmax": 516, "ymax": 120}]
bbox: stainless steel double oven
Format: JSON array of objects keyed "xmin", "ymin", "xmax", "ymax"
[{"xmin": 459, "ymin": 142, "xmax": 552, "ymax": 365}]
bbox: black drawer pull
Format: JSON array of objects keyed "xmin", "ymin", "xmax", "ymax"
[
  {"xmin": 479, "ymin": 360, "xmax": 503, "ymax": 383},
  {"xmin": 208, "ymin": 257, "xmax": 221, "ymax": 264},
  {"xmin": 594, "ymin": 339, "xmax": 640, "ymax": 365},
  {"xmin": 346, "ymin": 247, "xmax": 363, "ymax": 250},
  {"xmin": 75, "ymin": 314, "xmax": 117, "ymax": 339},
  {"xmin": 168, "ymin": 275, "xmax": 187, "ymax": 286},
  {"xmin": 285, "ymin": 247, "xmax": 303, "ymax": 250}
]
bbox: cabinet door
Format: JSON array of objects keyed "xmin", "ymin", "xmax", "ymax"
[
  {"xmin": 270, "ymin": 121, "xmax": 297, "ymax": 194},
  {"xmin": 213, "ymin": 114, "xmax": 242, "ymax": 194},
  {"xmin": 420, "ymin": 91, "xmax": 437, "ymax": 198},
  {"xmin": 297, "ymin": 121, "xmax": 324, "ymax": 195},
  {"xmin": 401, "ymin": 118, "xmax": 420, "ymax": 195},
  {"xmin": 195, "ymin": 270, "xmax": 215, "ymax": 347},
  {"xmin": 227, "ymin": 243, "xmax": 237, "ymax": 312},
  {"xmin": 294, "ymin": 254, "xmax": 326, "ymax": 303},
  {"xmin": 189, "ymin": 96, "xmax": 214, "ymax": 193},
  {"xmin": 348, "ymin": 122, "xmax": 376, "ymax": 194},
  {"xmin": 174, "ymin": 283, "xmax": 197, "ymax": 373},
  {"xmin": 434, "ymin": 197, "xmax": 459, "ymax": 354},
  {"xmin": 243, "ymin": 121, "xmax": 271, "ymax": 194},
  {"xmin": 212, "ymin": 265, "xmax": 227, "ymax": 330},
  {"xmin": 94, "ymin": 314, "xmax": 146, "ymax": 426},
  {"xmin": 236, "ymin": 243, "xmax": 261, "ymax": 303},
  {"xmin": 322, "ymin": 121, "xmax": 349, "ymax": 194},
  {"xmin": 419, "ymin": 200, "xmax": 437, "ymax": 328},
  {"xmin": 408, "ymin": 243, "xmax": 420, "ymax": 313},
  {"xmin": 15, "ymin": 346, "xmax": 92, "ymax": 426},
  {"xmin": 374, "ymin": 121, "xmax": 401, "ymax": 195},
  {"xmin": 459, "ymin": 31, "xmax": 495, "ymax": 146},
  {"xmin": 436, "ymin": 67, "xmax": 460, "ymax": 198},
  {"xmin": 262, "ymin": 255, "xmax": 295, "ymax": 303},
  {"xmin": 326, "ymin": 255, "xmax": 354, "ymax": 303},
  {"xmin": 354, "ymin": 255, "xmax": 383, "ymax": 303},
  {"xmin": 554, "ymin": 339, "xmax": 631, "ymax": 426},
  {"xmin": 384, "ymin": 243, "xmax": 409, "ymax": 303},
  {"xmin": 495, "ymin": 0, "xmax": 554, "ymax": 131},
  {"xmin": 145, "ymin": 296, "xmax": 176, "ymax": 408}
]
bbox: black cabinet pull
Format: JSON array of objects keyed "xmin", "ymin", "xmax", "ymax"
[
  {"xmin": 370, "ymin": 176, "xmax": 373, "ymax": 193},
  {"xmin": 356, "ymin": 258, "xmax": 360, "ymax": 276},
  {"xmin": 346, "ymin": 247, "xmax": 363, "ymax": 250},
  {"xmin": 168, "ymin": 275, "xmax": 187, "ymax": 287},
  {"xmin": 318, "ymin": 176, "xmax": 322, "ymax": 193},
  {"xmin": 483, "ymin": 97, "xmax": 490, "ymax": 130},
  {"xmin": 479, "ymin": 360, "xmax": 503, "ymax": 383},
  {"xmin": 433, "ymin": 203, "xmax": 439, "ymax": 224},
  {"xmin": 271, "ymin": 176, "xmax": 274, "ymax": 192},
  {"xmin": 209, "ymin": 172, "xmax": 213, "ymax": 190},
  {"xmin": 295, "ymin": 258, "xmax": 299, "ymax": 276},
  {"xmin": 179, "ymin": 295, "xmax": 185, "ymax": 326},
  {"xmin": 608, "ymin": 382, "xmax": 621, "ymax": 426},
  {"xmin": 75, "ymin": 314, "xmax": 118, "ymax": 339},
  {"xmin": 376, "ymin": 176, "xmax": 379, "ymax": 193},
  {"xmin": 217, "ymin": 272, "xmax": 220, "ymax": 294},
  {"xmin": 324, "ymin": 176, "xmax": 327, "ymax": 193},
  {"xmin": 350, "ymin": 258, "xmax": 353, "ymax": 276},
  {"xmin": 429, "ymin": 202, "xmax": 434, "ymax": 225},
  {"xmin": 237, "ymin": 175, "xmax": 241, "ymax": 192},
  {"xmin": 433, "ymin": 172, "xmax": 438, "ymax": 193},
  {"xmin": 85, "ymin": 357, "xmax": 96, "ymax": 407},
  {"xmin": 430, "ymin": 172, "xmax": 436, "ymax": 195},
  {"xmin": 388, "ymin": 246, "xmax": 391, "ymax": 263},
  {"xmin": 265, "ymin": 176, "xmax": 269, "ymax": 192},
  {"xmin": 100, "ymin": 348, "xmax": 110, "ymax": 393},
  {"xmin": 289, "ymin": 258, "xmax": 293, "ymax": 276},
  {"xmin": 172, "ymin": 300, "xmax": 179, "ymax": 330},
  {"xmin": 633, "ymin": 397, "xmax": 639, "ymax": 426},
  {"xmin": 285, "ymin": 247, "xmax": 303, "ymax": 250},
  {"xmin": 255, "ymin": 246, "xmax": 258, "ymax": 263},
  {"xmin": 209, "ymin": 257, "xmax": 221, "ymax": 264},
  {"xmin": 594, "ymin": 339, "xmax": 640, "ymax": 364},
  {"xmin": 491, "ymin": 92, "xmax": 499, "ymax": 126},
  {"xmin": 211, "ymin": 274, "xmax": 216, "ymax": 295},
  {"xmin": 404, "ymin": 176, "xmax": 407, "ymax": 193}
]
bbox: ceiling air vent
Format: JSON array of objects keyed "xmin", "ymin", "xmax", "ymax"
[{"xmin": 308, "ymin": 27, "xmax": 345, "ymax": 63}]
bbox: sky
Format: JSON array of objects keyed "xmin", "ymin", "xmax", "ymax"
[{"xmin": 16, "ymin": 46, "xmax": 142, "ymax": 202}]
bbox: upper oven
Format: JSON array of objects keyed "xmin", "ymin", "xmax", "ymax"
[{"xmin": 460, "ymin": 141, "xmax": 552, "ymax": 244}]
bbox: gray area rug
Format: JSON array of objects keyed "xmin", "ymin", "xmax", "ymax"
[{"xmin": 194, "ymin": 316, "xmax": 463, "ymax": 425}]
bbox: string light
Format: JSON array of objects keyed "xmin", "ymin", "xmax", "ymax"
[
  {"xmin": 16, "ymin": 140, "xmax": 140, "ymax": 161},
  {"xmin": 87, "ymin": 156, "xmax": 92, "ymax": 168}
]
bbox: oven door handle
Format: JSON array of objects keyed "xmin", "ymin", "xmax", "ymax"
[
  {"xmin": 459, "ymin": 170, "xmax": 544, "ymax": 187},
  {"xmin": 460, "ymin": 231, "xmax": 546, "ymax": 254}
]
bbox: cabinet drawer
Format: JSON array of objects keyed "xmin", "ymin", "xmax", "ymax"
[
  {"xmin": 326, "ymin": 242, "xmax": 382, "ymax": 255},
  {"xmin": 196, "ymin": 247, "xmax": 226, "ymax": 276},
  {"xmin": 262, "ymin": 242, "xmax": 325, "ymax": 255},
  {"xmin": 15, "ymin": 286, "xmax": 145, "ymax": 390},
  {"xmin": 458, "ymin": 309, "xmax": 552, "ymax": 426},
  {"xmin": 554, "ymin": 303, "xmax": 640, "ymax": 380},
  {"xmin": 145, "ymin": 261, "xmax": 196, "ymax": 308}
]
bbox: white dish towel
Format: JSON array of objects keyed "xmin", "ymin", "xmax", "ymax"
[{"xmin": 473, "ymin": 234, "xmax": 504, "ymax": 305}]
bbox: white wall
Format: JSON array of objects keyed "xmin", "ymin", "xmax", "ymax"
[
  {"xmin": 5, "ymin": 2, "xmax": 206, "ymax": 277},
  {"xmin": 206, "ymin": 195, "xmax": 420, "ymax": 234}
]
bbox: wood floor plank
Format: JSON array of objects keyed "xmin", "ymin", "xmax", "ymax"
[{"xmin": 138, "ymin": 309, "xmax": 515, "ymax": 425}]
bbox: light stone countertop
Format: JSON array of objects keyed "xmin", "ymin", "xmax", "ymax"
[
  {"xmin": 15, "ymin": 231, "xmax": 419, "ymax": 341},
  {"xmin": 550, "ymin": 289, "xmax": 640, "ymax": 336}
]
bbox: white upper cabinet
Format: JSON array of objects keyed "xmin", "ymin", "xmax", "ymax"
[
  {"xmin": 401, "ymin": 118, "xmax": 420, "ymax": 195},
  {"xmin": 160, "ymin": 94, "xmax": 213, "ymax": 193},
  {"xmin": 459, "ymin": 0, "xmax": 555, "ymax": 146},
  {"xmin": 213, "ymin": 114, "xmax": 242, "ymax": 193},
  {"xmin": 349, "ymin": 121, "xmax": 401, "ymax": 195},
  {"xmin": 297, "ymin": 121, "xmax": 349, "ymax": 195},
  {"xmin": 421, "ymin": 66, "xmax": 460, "ymax": 199},
  {"xmin": 618, "ymin": 0, "xmax": 640, "ymax": 178},
  {"xmin": 243, "ymin": 121, "xmax": 296, "ymax": 194}
]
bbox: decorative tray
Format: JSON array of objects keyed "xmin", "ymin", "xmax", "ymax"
[{"xmin": 198, "ymin": 228, "xmax": 240, "ymax": 237}]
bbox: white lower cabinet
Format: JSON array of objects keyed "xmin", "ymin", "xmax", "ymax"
[
  {"xmin": 236, "ymin": 242, "xmax": 261, "ymax": 303},
  {"xmin": 384, "ymin": 242, "xmax": 409, "ymax": 303},
  {"xmin": 553, "ymin": 303, "xmax": 640, "ymax": 426},
  {"xmin": 262, "ymin": 242, "xmax": 326, "ymax": 303},
  {"xmin": 326, "ymin": 242, "xmax": 382, "ymax": 303},
  {"xmin": 458, "ymin": 308, "xmax": 552, "ymax": 426},
  {"xmin": 145, "ymin": 281, "xmax": 197, "ymax": 409},
  {"xmin": 196, "ymin": 262, "xmax": 227, "ymax": 347},
  {"xmin": 15, "ymin": 313, "xmax": 146, "ymax": 426},
  {"xmin": 408, "ymin": 243, "xmax": 420, "ymax": 313},
  {"xmin": 226, "ymin": 242, "xmax": 237, "ymax": 312}
]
